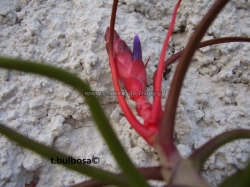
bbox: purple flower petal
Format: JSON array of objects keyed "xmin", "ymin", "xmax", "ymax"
[{"xmin": 133, "ymin": 34, "xmax": 142, "ymax": 60}]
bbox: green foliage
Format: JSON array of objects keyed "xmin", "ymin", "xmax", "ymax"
[
  {"xmin": 0, "ymin": 57, "xmax": 149, "ymax": 187},
  {"xmin": 0, "ymin": 123, "xmax": 128, "ymax": 187}
]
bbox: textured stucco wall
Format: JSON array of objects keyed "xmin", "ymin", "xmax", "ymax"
[{"xmin": 0, "ymin": 0, "xmax": 250, "ymax": 186}]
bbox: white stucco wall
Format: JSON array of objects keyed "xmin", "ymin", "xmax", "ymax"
[{"xmin": 0, "ymin": 0, "xmax": 250, "ymax": 186}]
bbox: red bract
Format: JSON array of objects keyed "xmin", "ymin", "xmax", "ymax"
[
  {"xmin": 105, "ymin": 27, "xmax": 153, "ymax": 126},
  {"xmin": 105, "ymin": 0, "xmax": 182, "ymax": 145}
]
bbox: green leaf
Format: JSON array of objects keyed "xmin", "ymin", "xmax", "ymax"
[
  {"xmin": 189, "ymin": 130, "xmax": 250, "ymax": 171},
  {"xmin": 0, "ymin": 123, "xmax": 128, "ymax": 187},
  {"xmin": 240, "ymin": 160, "xmax": 250, "ymax": 187},
  {"xmin": 0, "ymin": 57, "xmax": 148, "ymax": 187},
  {"xmin": 219, "ymin": 160, "xmax": 250, "ymax": 187},
  {"xmin": 219, "ymin": 171, "xmax": 242, "ymax": 187}
]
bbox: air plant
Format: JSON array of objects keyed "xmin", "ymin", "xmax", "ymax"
[
  {"xmin": 104, "ymin": 0, "xmax": 250, "ymax": 186},
  {"xmin": 0, "ymin": 0, "xmax": 250, "ymax": 187}
]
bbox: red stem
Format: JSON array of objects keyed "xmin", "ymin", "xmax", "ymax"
[
  {"xmin": 151, "ymin": 0, "xmax": 182, "ymax": 123},
  {"xmin": 108, "ymin": 0, "xmax": 152, "ymax": 143},
  {"xmin": 158, "ymin": 0, "xmax": 231, "ymax": 159}
]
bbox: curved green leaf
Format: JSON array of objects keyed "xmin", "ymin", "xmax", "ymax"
[
  {"xmin": 240, "ymin": 160, "xmax": 250, "ymax": 187},
  {"xmin": 219, "ymin": 171, "xmax": 242, "ymax": 187},
  {"xmin": 161, "ymin": 37, "xmax": 250, "ymax": 70},
  {"xmin": 0, "ymin": 57, "xmax": 148, "ymax": 187},
  {"xmin": 219, "ymin": 160, "xmax": 250, "ymax": 187},
  {"xmin": 0, "ymin": 123, "xmax": 128, "ymax": 187},
  {"xmin": 189, "ymin": 130, "xmax": 250, "ymax": 171}
]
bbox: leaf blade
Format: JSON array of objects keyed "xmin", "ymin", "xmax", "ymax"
[
  {"xmin": 189, "ymin": 129, "xmax": 250, "ymax": 171},
  {"xmin": 0, "ymin": 123, "xmax": 128, "ymax": 187},
  {"xmin": 0, "ymin": 57, "xmax": 148, "ymax": 187}
]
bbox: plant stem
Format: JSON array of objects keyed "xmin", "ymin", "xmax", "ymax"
[
  {"xmin": 71, "ymin": 166, "xmax": 163, "ymax": 187},
  {"xmin": 151, "ymin": 0, "xmax": 182, "ymax": 124},
  {"xmin": 157, "ymin": 0, "xmax": 230, "ymax": 160},
  {"xmin": 108, "ymin": 0, "xmax": 152, "ymax": 143},
  {"xmin": 161, "ymin": 37, "xmax": 250, "ymax": 70}
]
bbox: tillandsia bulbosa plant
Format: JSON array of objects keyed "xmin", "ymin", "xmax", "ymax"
[{"xmin": 0, "ymin": 0, "xmax": 250, "ymax": 186}]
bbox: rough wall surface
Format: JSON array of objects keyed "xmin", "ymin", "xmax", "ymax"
[{"xmin": 0, "ymin": 0, "xmax": 250, "ymax": 186}]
